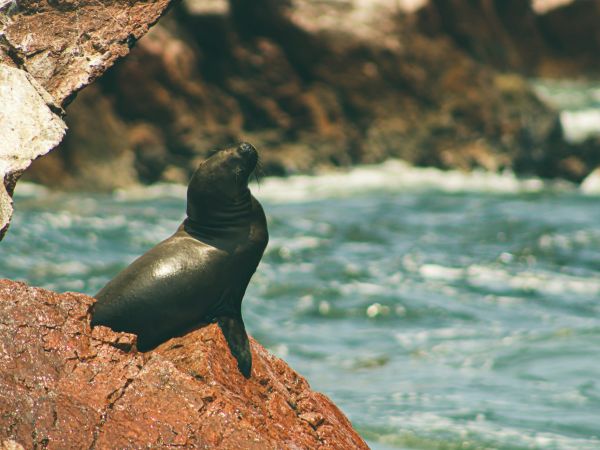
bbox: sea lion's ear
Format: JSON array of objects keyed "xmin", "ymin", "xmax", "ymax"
[{"xmin": 217, "ymin": 316, "xmax": 252, "ymax": 378}]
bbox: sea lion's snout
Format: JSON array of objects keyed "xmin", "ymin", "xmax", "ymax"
[
  {"xmin": 238, "ymin": 142, "xmax": 255, "ymax": 156},
  {"xmin": 237, "ymin": 142, "xmax": 258, "ymax": 170},
  {"xmin": 188, "ymin": 142, "xmax": 259, "ymax": 203}
]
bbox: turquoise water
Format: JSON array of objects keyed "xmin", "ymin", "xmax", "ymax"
[
  {"xmin": 3, "ymin": 80, "xmax": 600, "ymax": 449},
  {"xmin": 3, "ymin": 164, "xmax": 600, "ymax": 450}
]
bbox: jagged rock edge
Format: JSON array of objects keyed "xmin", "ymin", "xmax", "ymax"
[{"xmin": 0, "ymin": 0, "xmax": 178, "ymax": 241}]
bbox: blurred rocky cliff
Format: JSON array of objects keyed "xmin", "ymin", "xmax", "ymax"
[
  {"xmin": 26, "ymin": 0, "xmax": 600, "ymax": 189},
  {"xmin": 419, "ymin": 0, "xmax": 600, "ymax": 77}
]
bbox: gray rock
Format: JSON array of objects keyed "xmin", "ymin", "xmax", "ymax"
[
  {"xmin": 0, "ymin": 64, "xmax": 66, "ymax": 239},
  {"xmin": 0, "ymin": 0, "xmax": 175, "ymax": 240}
]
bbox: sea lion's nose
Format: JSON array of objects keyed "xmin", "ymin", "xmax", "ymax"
[{"xmin": 237, "ymin": 142, "xmax": 256, "ymax": 157}]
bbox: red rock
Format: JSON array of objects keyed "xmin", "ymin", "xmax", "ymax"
[
  {"xmin": 0, "ymin": 279, "xmax": 368, "ymax": 449},
  {"xmin": 1, "ymin": 0, "xmax": 174, "ymax": 107}
]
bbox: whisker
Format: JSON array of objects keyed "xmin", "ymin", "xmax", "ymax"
[{"xmin": 254, "ymin": 157, "xmax": 263, "ymax": 188}]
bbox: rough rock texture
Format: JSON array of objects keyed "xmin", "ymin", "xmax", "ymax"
[
  {"xmin": 27, "ymin": 0, "xmax": 571, "ymax": 188},
  {"xmin": 0, "ymin": 64, "xmax": 66, "ymax": 239},
  {"xmin": 0, "ymin": 279, "xmax": 368, "ymax": 449},
  {"xmin": 0, "ymin": 0, "xmax": 176, "ymax": 239},
  {"xmin": 418, "ymin": 0, "xmax": 600, "ymax": 77},
  {"xmin": 1, "ymin": 0, "xmax": 175, "ymax": 106}
]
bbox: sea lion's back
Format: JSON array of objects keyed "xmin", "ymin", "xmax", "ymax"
[{"xmin": 92, "ymin": 234, "xmax": 227, "ymax": 347}]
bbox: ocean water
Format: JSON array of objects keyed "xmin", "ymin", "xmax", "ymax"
[
  {"xmin": 2, "ymin": 81, "xmax": 600, "ymax": 449},
  {"xmin": 3, "ymin": 164, "xmax": 600, "ymax": 450}
]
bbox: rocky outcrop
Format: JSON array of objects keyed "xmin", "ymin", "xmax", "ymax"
[
  {"xmin": 546, "ymin": 135, "xmax": 600, "ymax": 183},
  {"xmin": 414, "ymin": 0, "xmax": 600, "ymax": 181},
  {"xmin": 0, "ymin": 0, "xmax": 175, "ymax": 239},
  {"xmin": 537, "ymin": 0, "xmax": 600, "ymax": 76},
  {"xmin": 0, "ymin": 64, "xmax": 66, "ymax": 240},
  {"xmin": 417, "ymin": 0, "xmax": 548, "ymax": 73},
  {"xmin": 9, "ymin": 0, "xmax": 600, "ymax": 200},
  {"xmin": 0, "ymin": 279, "xmax": 368, "ymax": 449},
  {"xmin": 418, "ymin": 0, "xmax": 600, "ymax": 77},
  {"xmin": 26, "ymin": 0, "xmax": 570, "ymax": 189}
]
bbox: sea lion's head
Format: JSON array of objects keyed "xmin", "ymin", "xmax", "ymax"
[{"xmin": 186, "ymin": 142, "xmax": 258, "ymax": 218}]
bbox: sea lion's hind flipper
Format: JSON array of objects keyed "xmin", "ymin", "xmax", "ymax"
[{"xmin": 217, "ymin": 316, "xmax": 252, "ymax": 378}]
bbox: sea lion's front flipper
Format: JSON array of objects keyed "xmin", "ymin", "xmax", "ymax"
[{"xmin": 217, "ymin": 316, "xmax": 252, "ymax": 378}]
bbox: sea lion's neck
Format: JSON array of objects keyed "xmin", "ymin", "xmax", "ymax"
[{"xmin": 184, "ymin": 190, "xmax": 253, "ymax": 240}]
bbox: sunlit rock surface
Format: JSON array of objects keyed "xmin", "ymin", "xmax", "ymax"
[
  {"xmin": 0, "ymin": 65, "xmax": 66, "ymax": 239},
  {"xmin": 0, "ymin": 0, "xmax": 175, "ymax": 239},
  {"xmin": 0, "ymin": 280, "xmax": 368, "ymax": 449}
]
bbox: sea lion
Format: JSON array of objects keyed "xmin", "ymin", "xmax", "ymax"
[{"xmin": 91, "ymin": 142, "xmax": 268, "ymax": 378}]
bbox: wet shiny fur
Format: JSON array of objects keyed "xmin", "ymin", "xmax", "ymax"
[{"xmin": 91, "ymin": 142, "xmax": 268, "ymax": 377}]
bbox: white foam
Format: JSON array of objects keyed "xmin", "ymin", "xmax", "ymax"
[
  {"xmin": 266, "ymin": 236, "xmax": 324, "ymax": 258},
  {"xmin": 252, "ymin": 160, "xmax": 558, "ymax": 204},
  {"xmin": 581, "ymin": 168, "xmax": 600, "ymax": 195},
  {"xmin": 385, "ymin": 411, "xmax": 600, "ymax": 450},
  {"xmin": 416, "ymin": 262, "xmax": 600, "ymax": 298},
  {"xmin": 531, "ymin": 79, "xmax": 600, "ymax": 110},
  {"xmin": 532, "ymin": 79, "xmax": 600, "ymax": 143},
  {"xmin": 31, "ymin": 260, "xmax": 90, "ymax": 277},
  {"xmin": 467, "ymin": 265, "xmax": 600, "ymax": 297},
  {"xmin": 7, "ymin": 159, "xmax": 578, "ymax": 207},
  {"xmin": 12, "ymin": 181, "xmax": 50, "ymax": 199},
  {"xmin": 419, "ymin": 264, "xmax": 464, "ymax": 281},
  {"xmin": 113, "ymin": 183, "xmax": 186, "ymax": 201},
  {"xmin": 340, "ymin": 281, "xmax": 387, "ymax": 296},
  {"xmin": 394, "ymin": 327, "xmax": 484, "ymax": 349},
  {"xmin": 560, "ymin": 109, "xmax": 600, "ymax": 143}
]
